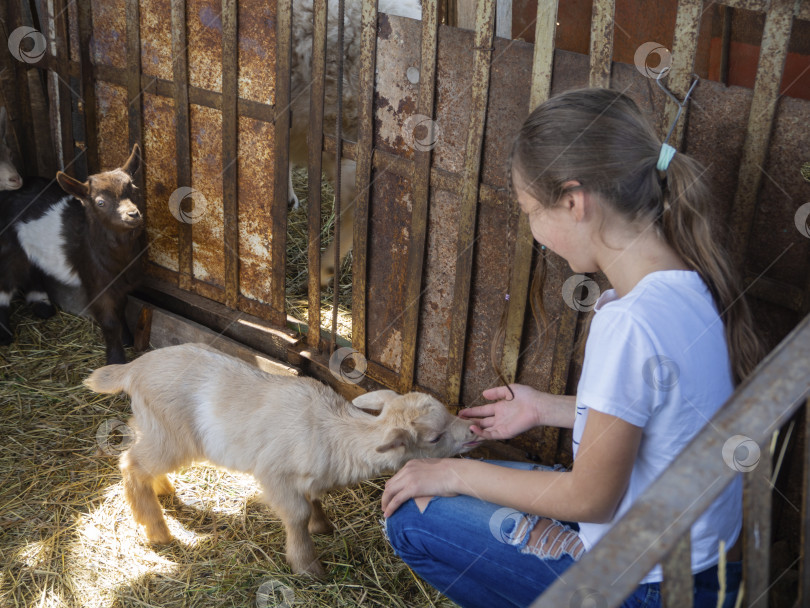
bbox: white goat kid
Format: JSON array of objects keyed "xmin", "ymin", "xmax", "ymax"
[{"xmin": 83, "ymin": 342, "xmax": 480, "ymax": 576}]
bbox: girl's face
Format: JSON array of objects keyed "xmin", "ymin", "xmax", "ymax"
[{"xmin": 512, "ymin": 173, "xmax": 599, "ymax": 274}]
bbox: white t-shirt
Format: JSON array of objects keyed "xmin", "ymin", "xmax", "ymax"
[{"xmin": 572, "ymin": 270, "xmax": 742, "ymax": 584}]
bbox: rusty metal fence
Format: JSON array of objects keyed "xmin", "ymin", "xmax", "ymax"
[{"xmin": 2, "ymin": 0, "xmax": 810, "ymax": 604}]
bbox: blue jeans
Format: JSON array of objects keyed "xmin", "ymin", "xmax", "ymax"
[{"xmin": 384, "ymin": 460, "xmax": 742, "ymax": 608}]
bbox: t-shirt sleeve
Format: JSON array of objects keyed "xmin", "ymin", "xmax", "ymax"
[{"xmin": 576, "ymin": 308, "xmax": 661, "ymax": 428}]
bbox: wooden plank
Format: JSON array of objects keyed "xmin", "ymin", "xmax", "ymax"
[
  {"xmin": 271, "ymin": 0, "xmax": 292, "ymax": 327},
  {"xmin": 77, "ymin": 0, "xmax": 99, "ymax": 174},
  {"xmin": 744, "ymin": 274, "xmax": 803, "ymax": 312},
  {"xmin": 660, "ymin": 534, "xmax": 693, "ymax": 608},
  {"xmin": 125, "ymin": 297, "xmax": 300, "ymax": 377},
  {"xmin": 398, "ymin": 0, "xmax": 439, "ymax": 393},
  {"xmin": 532, "ymin": 314, "xmax": 810, "ymax": 608},
  {"xmin": 743, "ymin": 445, "xmax": 773, "ymax": 608},
  {"xmin": 350, "ymin": 0, "xmax": 379, "ymax": 358},
  {"xmin": 588, "ymin": 0, "xmax": 615, "ymax": 88},
  {"xmin": 659, "ymin": 0, "xmax": 702, "ymax": 148},
  {"xmin": 799, "ymin": 400, "xmax": 810, "ymax": 608},
  {"xmin": 306, "ymin": 0, "xmax": 328, "ymax": 350},
  {"xmin": 498, "ymin": 1, "xmax": 558, "ymax": 387},
  {"xmin": 138, "ymin": 276, "xmax": 300, "ymax": 361},
  {"xmin": 727, "ymin": 0, "xmax": 798, "ymax": 268},
  {"xmin": 444, "ymin": 0, "xmax": 496, "ymax": 405},
  {"xmin": 171, "ymin": 0, "xmax": 193, "ymax": 291},
  {"xmin": 221, "ymin": 0, "xmax": 239, "ymax": 308}
]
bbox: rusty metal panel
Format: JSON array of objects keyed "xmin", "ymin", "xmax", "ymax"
[
  {"xmin": 189, "ymin": 103, "xmax": 225, "ymax": 289},
  {"xmin": 142, "ymin": 91, "xmax": 180, "ymax": 273},
  {"xmin": 94, "ymin": 81, "xmax": 129, "ymax": 170},
  {"xmin": 444, "ymin": 0, "xmax": 496, "ymax": 404},
  {"xmin": 238, "ymin": 115, "xmax": 274, "ymax": 305},
  {"xmin": 187, "ymin": 0, "xmax": 223, "ymax": 92},
  {"xmin": 660, "ymin": 534, "xmax": 693, "ymax": 608},
  {"xmin": 238, "ymin": 1, "xmax": 275, "ymax": 104},
  {"xmin": 532, "ymin": 314, "xmax": 810, "ymax": 608},
  {"xmin": 744, "ymin": 94, "xmax": 810, "ymax": 287},
  {"xmin": 589, "ymin": 0, "xmax": 615, "ymax": 87},
  {"xmin": 366, "ymin": 169, "xmax": 414, "ymax": 374},
  {"xmin": 398, "ymin": 0, "xmax": 440, "ymax": 392},
  {"xmin": 90, "ymin": 0, "xmax": 126, "ymax": 69},
  {"xmin": 141, "ymin": 0, "xmax": 173, "ymax": 81}
]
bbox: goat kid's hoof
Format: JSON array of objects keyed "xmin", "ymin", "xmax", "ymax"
[
  {"xmin": 291, "ymin": 559, "xmax": 326, "ymax": 578},
  {"xmin": 145, "ymin": 526, "xmax": 174, "ymax": 545},
  {"xmin": 308, "ymin": 520, "xmax": 335, "ymax": 536}
]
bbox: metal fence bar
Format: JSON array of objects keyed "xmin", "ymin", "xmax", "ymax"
[
  {"xmin": 307, "ymin": 0, "xmax": 328, "ymax": 349},
  {"xmin": 329, "ymin": 0, "xmax": 345, "ymax": 355},
  {"xmin": 531, "ymin": 313, "xmax": 810, "ymax": 608},
  {"xmin": 800, "ymin": 400, "xmax": 810, "ymax": 608},
  {"xmin": 727, "ymin": 0, "xmax": 797, "ymax": 269},
  {"xmin": 589, "ymin": 0, "xmax": 615, "ymax": 88},
  {"xmin": 743, "ymin": 445, "xmax": 773, "ymax": 608},
  {"xmin": 171, "ymin": 0, "xmax": 194, "ymax": 292},
  {"xmin": 659, "ymin": 0, "xmax": 702, "ymax": 148},
  {"xmin": 52, "ymin": 0, "xmax": 75, "ymax": 174},
  {"xmin": 660, "ymin": 534, "xmax": 693, "ymax": 608},
  {"xmin": 125, "ymin": 0, "xmax": 144, "ymax": 192},
  {"xmin": 444, "ymin": 0, "xmax": 496, "ymax": 405},
  {"xmin": 498, "ymin": 0, "xmax": 558, "ymax": 386},
  {"xmin": 398, "ymin": 0, "xmax": 439, "ymax": 393},
  {"xmin": 271, "ymin": 0, "xmax": 292, "ymax": 327},
  {"xmin": 351, "ymin": 0, "xmax": 379, "ymax": 357},
  {"xmin": 77, "ymin": 0, "xmax": 98, "ymax": 174},
  {"xmin": 221, "ymin": 0, "xmax": 239, "ymax": 308}
]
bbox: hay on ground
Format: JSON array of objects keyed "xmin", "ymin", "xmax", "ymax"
[{"xmin": 0, "ymin": 307, "xmax": 455, "ymax": 608}]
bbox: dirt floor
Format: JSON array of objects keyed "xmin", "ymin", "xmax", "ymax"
[{"xmin": 0, "ymin": 305, "xmax": 455, "ymax": 608}]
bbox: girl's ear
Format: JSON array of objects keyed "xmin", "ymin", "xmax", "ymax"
[{"xmin": 561, "ymin": 180, "xmax": 586, "ymax": 221}]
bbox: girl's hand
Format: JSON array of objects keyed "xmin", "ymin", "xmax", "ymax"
[
  {"xmin": 381, "ymin": 458, "xmax": 459, "ymax": 518},
  {"xmin": 460, "ymin": 384, "xmax": 544, "ymax": 440}
]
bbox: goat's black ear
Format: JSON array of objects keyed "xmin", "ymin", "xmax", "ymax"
[
  {"xmin": 56, "ymin": 171, "xmax": 90, "ymax": 200},
  {"xmin": 122, "ymin": 143, "xmax": 140, "ymax": 177},
  {"xmin": 375, "ymin": 428, "xmax": 410, "ymax": 453}
]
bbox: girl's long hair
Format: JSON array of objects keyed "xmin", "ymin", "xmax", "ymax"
[{"xmin": 499, "ymin": 88, "xmax": 763, "ymax": 385}]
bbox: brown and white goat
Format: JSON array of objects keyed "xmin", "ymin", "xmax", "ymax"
[
  {"xmin": 0, "ymin": 145, "xmax": 144, "ymax": 362},
  {"xmin": 84, "ymin": 342, "xmax": 480, "ymax": 576}
]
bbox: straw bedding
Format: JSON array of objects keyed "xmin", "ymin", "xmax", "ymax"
[{"xmin": 0, "ymin": 305, "xmax": 454, "ymax": 607}]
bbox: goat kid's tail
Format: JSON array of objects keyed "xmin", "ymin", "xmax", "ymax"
[{"xmin": 84, "ymin": 363, "xmax": 130, "ymax": 394}]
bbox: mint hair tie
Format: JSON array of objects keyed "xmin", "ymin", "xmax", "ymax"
[{"xmin": 657, "ymin": 143, "xmax": 676, "ymax": 171}]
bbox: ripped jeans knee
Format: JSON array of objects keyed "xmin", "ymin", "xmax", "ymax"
[{"xmin": 520, "ymin": 517, "xmax": 585, "ymax": 561}]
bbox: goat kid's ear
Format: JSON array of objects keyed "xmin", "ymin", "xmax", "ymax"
[
  {"xmin": 56, "ymin": 171, "xmax": 90, "ymax": 200},
  {"xmin": 122, "ymin": 143, "xmax": 141, "ymax": 177},
  {"xmin": 375, "ymin": 428, "xmax": 411, "ymax": 453},
  {"xmin": 353, "ymin": 389, "xmax": 400, "ymax": 412}
]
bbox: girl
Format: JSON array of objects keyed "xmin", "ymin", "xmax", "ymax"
[{"xmin": 381, "ymin": 88, "xmax": 763, "ymax": 608}]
